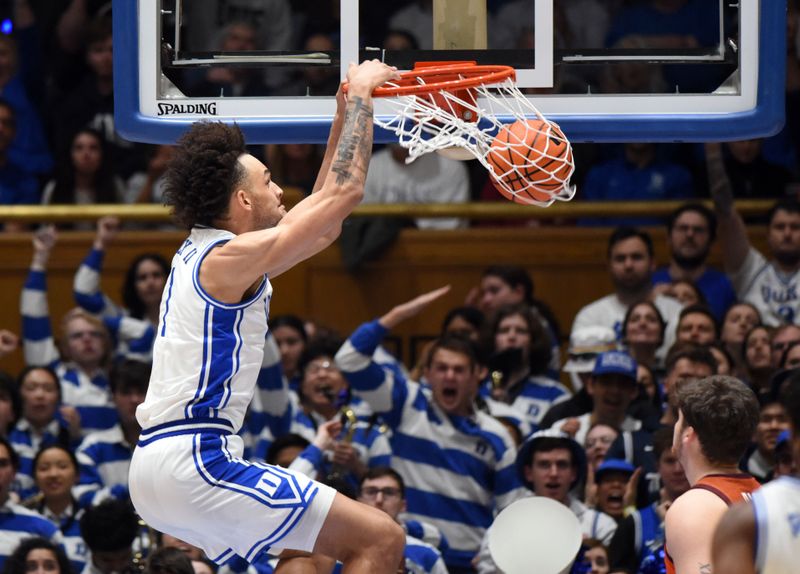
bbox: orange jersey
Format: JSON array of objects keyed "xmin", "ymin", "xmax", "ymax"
[{"xmin": 665, "ymin": 474, "xmax": 761, "ymax": 574}]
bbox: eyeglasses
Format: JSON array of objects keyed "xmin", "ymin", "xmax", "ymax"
[
  {"xmin": 673, "ymin": 224, "xmax": 708, "ymax": 235},
  {"xmin": 305, "ymin": 360, "xmax": 336, "ymax": 376},
  {"xmin": 586, "ymin": 435, "xmax": 616, "ymax": 448},
  {"xmin": 67, "ymin": 330, "xmax": 104, "ymax": 341},
  {"xmin": 360, "ymin": 486, "xmax": 402, "ymax": 500}
]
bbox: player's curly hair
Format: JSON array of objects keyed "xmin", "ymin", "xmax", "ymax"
[{"xmin": 164, "ymin": 121, "xmax": 248, "ymax": 229}]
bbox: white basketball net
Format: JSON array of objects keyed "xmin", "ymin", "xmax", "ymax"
[{"xmin": 374, "ymin": 77, "xmax": 576, "ymax": 207}]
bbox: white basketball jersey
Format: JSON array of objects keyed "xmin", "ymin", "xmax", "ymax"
[
  {"xmin": 753, "ymin": 476, "xmax": 800, "ymax": 574},
  {"xmin": 136, "ymin": 227, "xmax": 272, "ymax": 433}
]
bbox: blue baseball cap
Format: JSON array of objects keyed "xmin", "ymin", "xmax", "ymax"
[
  {"xmin": 592, "ymin": 351, "xmax": 637, "ymax": 381},
  {"xmin": 595, "ymin": 459, "xmax": 635, "ymax": 482}
]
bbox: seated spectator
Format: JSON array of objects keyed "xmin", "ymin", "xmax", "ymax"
[
  {"xmin": 571, "ymin": 227, "xmax": 682, "ymax": 360},
  {"xmin": 575, "ymin": 539, "xmax": 611, "ymax": 574},
  {"xmin": 9, "ymin": 366, "xmax": 78, "ymax": 497},
  {"xmin": 29, "ymin": 444, "xmax": 87, "ymax": 572},
  {"xmin": 263, "ymin": 144, "xmax": 324, "ymax": 198},
  {"xmin": 79, "ymin": 499, "xmax": 141, "ymax": 574},
  {"xmin": 621, "ymin": 301, "xmax": 665, "ymax": 372},
  {"xmin": 781, "ymin": 340, "xmax": 800, "ymax": 370},
  {"xmin": 3, "ymin": 537, "xmax": 72, "ymax": 574},
  {"xmin": 147, "ymin": 547, "xmax": 195, "ymax": 574},
  {"xmin": 361, "ymin": 144, "xmax": 469, "ymax": 230},
  {"xmin": 663, "ymin": 279, "xmax": 704, "ymax": 307},
  {"xmin": 584, "ymin": 423, "xmax": 620, "ymax": 477},
  {"xmin": 0, "ymin": 436, "xmax": 61, "ymax": 568},
  {"xmin": 41, "ymin": 128, "xmax": 125, "ymax": 206},
  {"xmin": 54, "ymin": 16, "xmax": 146, "ymax": 180},
  {"xmin": 268, "ymin": 315, "xmax": 308, "ymax": 390},
  {"xmin": 254, "ymin": 338, "xmax": 391, "ymax": 491},
  {"xmin": 474, "ymin": 431, "xmax": 617, "ymax": 573},
  {"xmin": 770, "ymin": 324, "xmax": 800, "ymax": 369},
  {"xmin": 739, "ymin": 396, "xmax": 790, "ymax": 483},
  {"xmin": 410, "ymin": 306, "xmax": 486, "ymax": 382},
  {"xmin": 21, "ymin": 226, "xmax": 117, "ymax": 436},
  {"xmin": 264, "ymin": 433, "xmax": 309, "ymax": 469},
  {"xmin": 708, "ymin": 341, "xmax": 734, "ymax": 376},
  {"xmin": 74, "ymin": 360, "xmax": 149, "ymax": 505},
  {"xmin": 474, "ymin": 265, "xmax": 562, "ymax": 374},
  {"xmin": 591, "ymin": 459, "xmax": 637, "ymax": 524},
  {"xmin": 552, "ymin": 351, "xmax": 643, "ymax": 444},
  {"xmin": 480, "ymin": 304, "xmax": 570, "ymax": 433},
  {"xmin": 73, "ymin": 217, "xmax": 165, "ymax": 362},
  {"xmin": 743, "ymin": 325, "xmax": 776, "ymax": 397},
  {"xmin": 186, "ymin": 22, "xmax": 270, "ymax": 98},
  {"xmin": 581, "ymin": 143, "xmax": 693, "ymax": 225},
  {"xmin": 608, "ymin": 426, "xmax": 691, "ymax": 574},
  {"xmin": 0, "ymin": 100, "xmax": 39, "ymax": 208},
  {"xmin": 0, "ymin": 31, "xmax": 52, "ymax": 176},
  {"xmin": 125, "ymin": 145, "xmax": 175, "ymax": 206},
  {"xmin": 705, "ymin": 139, "xmax": 793, "ymax": 199},
  {"xmin": 719, "ymin": 302, "xmax": 761, "ymax": 378},
  {"xmin": 675, "ymin": 304, "xmax": 718, "ymax": 346},
  {"xmin": 388, "ymin": 0, "xmax": 432, "ymax": 50},
  {"xmin": 0, "ymin": 372, "xmax": 19, "ymax": 437},
  {"xmin": 652, "ymin": 203, "xmax": 736, "ymax": 321},
  {"xmin": 336, "ymin": 301, "xmax": 526, "ymax": 570},
  {"xmin": 357, "ymin": 467, "xmax": 448, "ymax": 574}
]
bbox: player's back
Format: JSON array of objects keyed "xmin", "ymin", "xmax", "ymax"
[
  {"xmin": 693, "ymin": 473, "xmax": 761, "ymax": 505},
  {"xmin": 136, "ymin": 227, "xmax": 272, "ymax": 434},
  {"xmin": 753, "ymin": 476, "xmax": 800, "ymax": 574}
]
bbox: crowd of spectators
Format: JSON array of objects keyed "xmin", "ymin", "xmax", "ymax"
[
  {"xmin": 0, "ymin": 0, "xmax": 798, "ymax": 216},
  {"xmin": 0, "ymin": 2, "xmax": 798, "ymax": 574}
]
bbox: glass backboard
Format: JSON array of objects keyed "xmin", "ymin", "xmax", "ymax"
[{"xmin": 114, "ymin": 0, "xmax": 786, "ymax": 144}]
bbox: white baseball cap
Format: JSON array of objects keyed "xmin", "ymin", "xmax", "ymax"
[{"xmin": 562, "ymin": 326, "xmax": 618, "ymax": 373}]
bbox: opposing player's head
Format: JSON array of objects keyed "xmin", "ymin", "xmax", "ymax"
[
  {"xmin": 673, "ymin": 376, "xmax": 759, "ymax": 477},
  {"xmin": 165, "ymin": 121, "xmax": 285, "ymax": 231}
]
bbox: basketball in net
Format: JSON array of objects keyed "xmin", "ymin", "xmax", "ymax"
[{"xmin": 486, "ymin": 119, "xmax": 575, "ymax": 205}]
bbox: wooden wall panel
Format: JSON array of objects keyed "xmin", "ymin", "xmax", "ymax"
[{"xmin": 0, "ymin": 227, "xmax": 770, "ymax": 376}]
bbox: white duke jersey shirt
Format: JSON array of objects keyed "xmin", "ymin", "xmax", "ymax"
[
  {"xmin": 753, "ymin": 476, "xmax": 800, "ymax": 574},
  {"xmin": 732, "ymin": 248, "xmax": 800, "ymax": 326},
  {"xmin": 136, "ymin": 227, "xmax": 272, "ymax": 434}
]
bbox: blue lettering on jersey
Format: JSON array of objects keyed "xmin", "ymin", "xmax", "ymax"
[
  {"xmin": 475, "ymin": 440, "xmax": 488, "ymax": 456},
  {"xmin": 527, "ymin": 404, "xmax": 540, "ymax": 416},
  {"xmin": 176, "ymin": 239, "xmax": 193, "ymax": 256},
  {"xmin": 789, "ymin": 512, "xmax": 800, "ymax": 537},
  {"xmin": 761, "ymin": 285, "xmax": 798, "ymax": 305}
]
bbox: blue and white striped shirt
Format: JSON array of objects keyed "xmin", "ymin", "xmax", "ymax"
[
  {"xmin": 335, "ymin": 320, "xmax": 526, "ymax": 570},
  {"xmin": 38, "ymin": 502, "xmax": 88, "ymax": 573},
  {"xmin": 21, "ymin": 269, "xmax": 118, "ymax": 436},
  {"xmin": 479, "ymin": 373, "xmax": 571, "ymax": 433},
  {"xmin": 0, "ymin": 501, "xmax": 63, "ymax": 569},
  {"xmin": 8, "ymin": 418, "xmax": 73, "ymax": 498},
  {"xmin": 74, "ymin": 425, "xmax": 133, "ymax": 505},
  {"xmin": 73, "ymin": 248, "xmax": 156, "ymax": 362}
]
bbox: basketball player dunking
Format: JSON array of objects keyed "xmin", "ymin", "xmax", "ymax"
[
  {"xmin": 128, "ymin": 60, "xmax": 406, "ymax": 573},
  {"xmin": 712, "ymin": 373, "xmax": 800, "ymax": 574},
  {"xmin": 664, "ymin": 376, "xmax": 761, "ymax": 574}
]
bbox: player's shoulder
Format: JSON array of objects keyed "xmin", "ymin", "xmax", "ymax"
[{"xmin": 666, "ymin": 488, "xmax": 728, "ymax": 528}]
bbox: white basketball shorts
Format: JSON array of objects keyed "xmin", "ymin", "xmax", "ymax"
[{"xmin": 129, "ymin": 422, "xmax": 337, "ymax": 564}]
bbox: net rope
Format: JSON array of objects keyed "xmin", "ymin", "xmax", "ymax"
[{"xmin": 374, "ymin": 76, "xmax": 576, "ymax": 207}]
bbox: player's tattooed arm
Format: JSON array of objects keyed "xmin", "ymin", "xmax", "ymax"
[{"xmin": 330, "ymin": 95, "xmax": 374, "ymax": 186}]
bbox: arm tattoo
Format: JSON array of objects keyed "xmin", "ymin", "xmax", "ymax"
[
  {"xmin": 699, "ymin": 563, "xmax": 712, "ymax": 574},
  {"xmin": 330, "ymin": 96, "xmax": 374, "ymax": 185},
  {"xmin": 705, "ymin": 147, "xmax": 734, "ymax": 215}
]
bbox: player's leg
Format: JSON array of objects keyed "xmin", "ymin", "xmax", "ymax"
[
  {"xmin": 273, "ymin": 550, "xmax": 335, "ymax": 574},
  {"xmin": 308, "ymin": 491, "xmax": 405, "ymax": 573}
]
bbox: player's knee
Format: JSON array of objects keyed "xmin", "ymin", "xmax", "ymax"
[{"xmin": 373, "ymin": 514, "xmax": 405, "ymax": 561}]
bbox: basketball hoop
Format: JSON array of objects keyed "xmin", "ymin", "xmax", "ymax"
[{"xmin": 367, "ymin": 62, "xmax": 576, "ymax": 207}]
